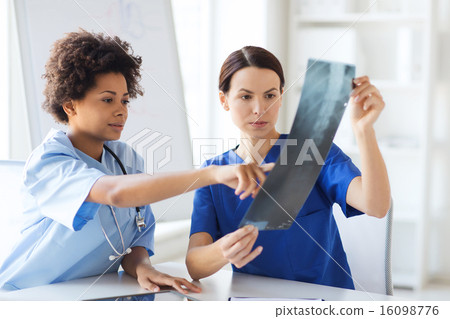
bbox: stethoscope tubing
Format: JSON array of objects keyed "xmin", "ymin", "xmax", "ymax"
[{"xmin": 101, "ymin": 144, "xmax": 146, "ymax": 260}]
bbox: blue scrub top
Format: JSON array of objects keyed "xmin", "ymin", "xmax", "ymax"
[
  {"xmin": 190, "ymin": 134, "xmax": 363, "ymax": 289},
  {"xmin": 0, "ymin": 129, "xmax": 155, "ymax": 290}
]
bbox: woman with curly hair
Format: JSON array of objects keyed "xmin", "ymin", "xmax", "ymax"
[{"xmin": 0, "ymin": 30, "xmax": 271, "ymax": 292}]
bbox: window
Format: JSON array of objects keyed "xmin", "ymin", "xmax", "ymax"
[
  {"xmin": 171, "ymin": 0, "xmax": 267, "ymax": 140},
  {"xmin": 171, "ymin": 0, "xmax": 268, "ymax": 164}
]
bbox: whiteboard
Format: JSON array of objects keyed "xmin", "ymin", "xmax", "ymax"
[{"xmin": 14, "ymin": 0, "xmax": 194, "ymax": 221}]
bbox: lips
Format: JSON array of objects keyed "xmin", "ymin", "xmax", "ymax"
[
  {"xmin": 109, "ymin": 123, "xmax": 125, "ymax": 127},
  {"xmin": 109, "ymin": 123, "xmax": 125, "ymax": 131},
  {"xmin": 250, "ymin": 121, "xmax": 268, "ymax": 128}
]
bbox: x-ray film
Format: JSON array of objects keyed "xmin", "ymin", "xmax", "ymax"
[{"xmin": 239, "ymin": 59, "xmax": 356, "ymax": 230}]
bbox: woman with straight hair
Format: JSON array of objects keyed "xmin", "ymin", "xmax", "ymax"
[{"xmin": 186, "ymin": 46, "xmax": 390, "ymax": 289}]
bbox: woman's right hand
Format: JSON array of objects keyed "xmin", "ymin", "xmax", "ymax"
[
  {"xmin": 215, "ymin": 225, "xmax": 262, "ymax": 269},
  {"xmin": 212, "ymin": 163, "xmax": 274, "ymax": 199}
]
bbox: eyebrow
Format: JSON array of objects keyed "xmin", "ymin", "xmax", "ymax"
[
  {"xmin": 238, "ymin": 88, "xmax": 278, "ymax": 94},
  {"xmin": 264, "ymin": 88, "xmax": 278, "ymax": 94},
  {"xmin": 99, "ymin": 90, "xmax": 129, "ymax": 96}
]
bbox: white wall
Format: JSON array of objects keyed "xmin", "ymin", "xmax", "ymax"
[
  {"xmin": 3, "ymin": 0, "xmax": 32, "ymax": 161},
  {"xmin": 0, "ymin": 0, "xmax": 9, "ymax": 159}
]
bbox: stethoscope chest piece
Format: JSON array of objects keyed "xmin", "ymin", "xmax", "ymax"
[{"xmin": 136, "ymin": 214, "xmax": 146, "ymax": 232}]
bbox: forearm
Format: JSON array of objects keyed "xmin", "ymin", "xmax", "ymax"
[
  {"xmin": 89, "ymin": 166, "xmax": 217, "ymax": 207},
  {"xmin": 353, "ymin": 126, "xmax": 391, "ymax": 217},
  {"xmin": 186, "ymin": 242, "xmax": 229, "ymax": 281},
  {"xmin": 121, "ymin": 246, "xmax": 153, "ymax": 278}
]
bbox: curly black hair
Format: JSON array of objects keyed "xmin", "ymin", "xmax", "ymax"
[{"xmin": 42, "ymin": 29, "xmax": 143, "ymax": 123}]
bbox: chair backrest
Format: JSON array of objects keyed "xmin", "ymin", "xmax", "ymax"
[
  {"xmin": 333, "ymin": 201, "xmax": 393, "ymax": 295},
  {"xmin": 0, "ymin": 160, "xmax": 26, "ymax": 264}
]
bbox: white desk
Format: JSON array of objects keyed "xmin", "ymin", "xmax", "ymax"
[{"xmin": 0, "ymin": 262, "xmax": 401, "ymax": 301}]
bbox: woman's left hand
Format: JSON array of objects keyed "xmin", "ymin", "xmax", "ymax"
[
  {"xmin": 136, "ymin": 266, "xmax": 202, "ymax": 295},
  {"xmin": 348, "ymin": 76, "xmax": 385, "ymax": 131}
]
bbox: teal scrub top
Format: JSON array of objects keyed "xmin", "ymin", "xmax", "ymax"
[
  {"xmin": 0, "ymin": 129, "xmax": 155, "ymax": 290},
  {"xmin": 190, "ymin": 134, "xmax": 362, "ymax": 289}
]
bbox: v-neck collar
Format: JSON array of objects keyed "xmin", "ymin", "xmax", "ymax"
[
  {"xmin": 74, "ymin": 147, "xmax": 114, "ymax": 176},
  {"xmin": 230, "ymin": 134, "xmax": 288, "ymax": 165}
]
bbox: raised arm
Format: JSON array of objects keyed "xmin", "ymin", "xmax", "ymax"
[
  {"xmin": 86, "ymin": 163, "xmax": 274, "ymax": 207},
  {"xmin": 346, "ymin": 76, "xmax": 391, "ymax": 218}
]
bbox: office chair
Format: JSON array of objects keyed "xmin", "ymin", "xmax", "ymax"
[
  {"xmin": 0, "ymin": 160, "xmax": 26, "ymax": 265},
  {"xmin": 333, "ymin": 200, "xmax": 393, "ymax": 295}
]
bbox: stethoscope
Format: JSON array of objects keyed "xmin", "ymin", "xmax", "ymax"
[{"xmin": 101, "ymin": 144, "xmax": 147, "ymax": 260}]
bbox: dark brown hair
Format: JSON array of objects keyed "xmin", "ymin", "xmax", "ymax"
[
  {"xmin": 218, "ymin": 46, "xmax": 285, "ymax": 94},
  {"xmin": 42, "ymin": 29, "xmax": 143, "ymax": 123}
]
